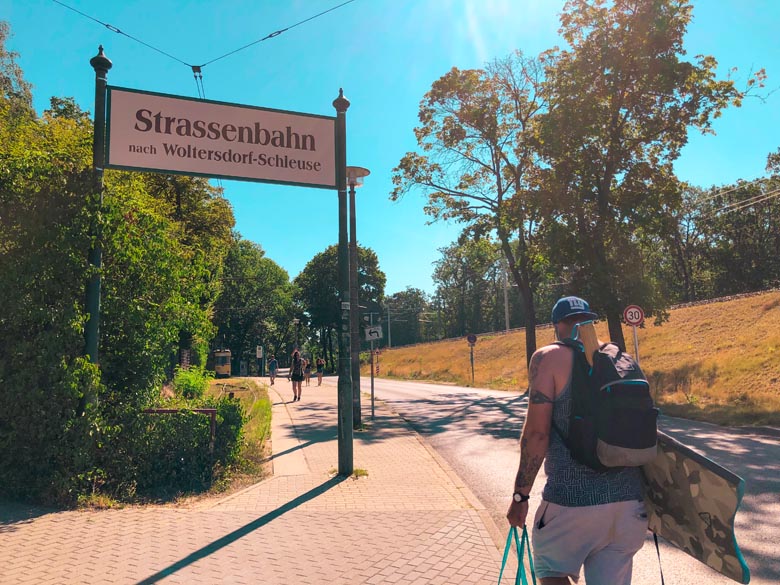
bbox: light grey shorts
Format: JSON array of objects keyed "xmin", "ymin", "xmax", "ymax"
[{"xmin": 532, "ymin": 499, "xmax": 648, "ymax": 584}]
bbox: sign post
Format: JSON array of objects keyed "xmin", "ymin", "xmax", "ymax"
[
  {"xmin": 365, "ymin": 320, "xmax": 383, "ymax": 420},
  {"xmin": 81, "ymin": 46, "xmax": 112, "ymax": 413},
  {"xmin": 623, "ymin": 305, "xmax": 645, "ymax": 364},
  {"xmin": 467, "ymin": 334, "xmax": 477, "ymax": 385},
  {"xmin": 333, "ymin": 90, "xmax": 353, "ymax": 475},
  {"xmin": 100, "ymin": 65, "xmax": 352, "ymax": 474}
]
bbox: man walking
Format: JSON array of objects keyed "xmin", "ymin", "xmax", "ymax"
[
  {"xmin": 507, "ymin": 296, "xmax": 647, "ymax": 585},
  {"xmin": 268, "ymin": 354, "xmax": 278, "ymax": 386}
]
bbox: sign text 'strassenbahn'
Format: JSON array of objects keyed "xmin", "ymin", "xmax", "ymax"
[{"xmin": 105, "ymin": 87, "xmax": 336, "ymax": 188}]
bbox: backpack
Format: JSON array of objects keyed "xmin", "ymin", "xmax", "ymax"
[{"xmin": 553, "ymin": 339, "xmax": 659, "ymax": 472}]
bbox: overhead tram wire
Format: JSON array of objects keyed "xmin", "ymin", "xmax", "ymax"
[
  {"xmin": 50, "ymin": 0, "xmax": 359, "ymax": 73},
  {"xmin": 50, "ymin": 0, "xmax": 192, "ymax": 68},
  {"xmin": 198, "ymin": 0, "xmax": 357, "ymax": 67}
]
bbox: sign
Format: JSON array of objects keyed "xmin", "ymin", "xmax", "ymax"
[
  {"xmin": 365, "ymin": 325, "xmax": 383, "ymax": 341},
  {"xmin": 623, "ymin": 305, "xmax": 645, "ymax": 327},
  {"xmin": 466, "ymin": 333, "xmax": 477, "ymax": 345},
  {"xmin": 105, "ymin": 87, "xmax": 336, "ymax": 188},
  {"xmin": 256, "ymin": 345, "xmax": 263, "ymax": 359}
]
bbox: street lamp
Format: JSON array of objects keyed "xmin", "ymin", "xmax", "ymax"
[
  {"xmin": 292, "ymin": 317, "xmax": 300, "ymax": 351},
  {"xmin": 346, "ymin": 165, "xmax": 370, "ymax": 429}
]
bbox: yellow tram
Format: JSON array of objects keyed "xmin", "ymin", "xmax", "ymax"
[{"xmin": 212, "ymin": 349, "xmax": 232, "ymax": 378}]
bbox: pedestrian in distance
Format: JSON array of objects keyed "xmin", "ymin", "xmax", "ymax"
[
  {"xmin": 303, "ymin": 358, "xmax": 312, "ymax": 386},
  {"xmin": 268, "ymin": 354, "xmax": 278, "ymax": 386},
  {"xmin": 288, "ymin": 350, "xmax": 304, "ymax": 401},
  {"xmin": 506, "ymin": 296, "xmax": 648, "ymax": 585},
  {"xmin": 316, "ymin": 357, "xmax": 325, "ymax": 386}
]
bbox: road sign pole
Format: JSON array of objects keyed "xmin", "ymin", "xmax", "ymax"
[
  {"xmin": 470, "ymin": 345, "xmax": 475, "ymax": 385},
  {"xmin": 623, "ymin": 305, "xmax": 645, "ymax": 365},
  {"xmin": 633, "ymin": 326, "xmax": 640, "ymax": 365},
  {"xmin": 370, "ymin": 315, "xmax": 375, "ymax": 420}
]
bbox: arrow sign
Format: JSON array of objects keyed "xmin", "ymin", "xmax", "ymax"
[{"xmin": 365, "ymin": 325, "xmax": 383, "ymax": 341}]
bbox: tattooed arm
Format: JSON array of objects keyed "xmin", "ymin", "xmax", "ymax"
[{"xmin": 507, "ymin": 346, "xmax": 557, "ymax": 527}]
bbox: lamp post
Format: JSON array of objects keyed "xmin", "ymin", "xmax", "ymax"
[
  {"xmin": 346, "ymin": 165, "xmax": 370, "ymax": 430},
  {"xmin": 292, "ymin": 318, "xmax": 300, "ymax": 352}
]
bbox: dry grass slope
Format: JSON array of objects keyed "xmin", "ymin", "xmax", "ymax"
[{"xmin": 370, "ymin": 291, "xmax": 780, "ymax": 427}]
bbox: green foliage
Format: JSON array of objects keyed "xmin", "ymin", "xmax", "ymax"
[
  {"xmin": 539, "ymin": 0, "xmax": 763, "ymax": 347},
  {"xmin": 213, "ymin": 236, "xmax": 294, "ymax": 367},
  {"xmin": 173, "ymin": 366, "xmax": 214, "ymax": 399},
  {"xmin": 100, "ymin": 395, "xmax": 246, "ymax": 501},
  {"xmin": 295, "ymin": 244, "xmax": 386, "ymax": 363},
  {"xmin": 391, "ymin": 51, "xmax": 551, "ymax": 364},
  {"xmin": 0, "ymin": 22, "xmax": 240, "ymax": 505}
]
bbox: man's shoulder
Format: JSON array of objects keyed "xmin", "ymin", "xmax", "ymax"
[
  {"xmin": 533, "ymin": 342, "xmax": 574, "ymax": 372},
  {"xmin": 535, "ymin": 342, "xmax": 572, "ymax": 358}
]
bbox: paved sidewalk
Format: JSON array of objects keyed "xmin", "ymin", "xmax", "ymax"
[{"xmin": 0, "ymin": 377, "xmax": 505, "ymax": 584}]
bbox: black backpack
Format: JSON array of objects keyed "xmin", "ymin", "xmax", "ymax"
[{"xmin": 553, "ymin": 339, "xmax": 659, "ymax": 472}]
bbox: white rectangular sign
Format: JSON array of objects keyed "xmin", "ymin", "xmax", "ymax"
[
  {"xmin": 106, "ymin": 87, "xmax": 336, "ymax": 188},
  {"xmin": 365, "ymin": 325, "xmax": 383, "ymax": 341}
]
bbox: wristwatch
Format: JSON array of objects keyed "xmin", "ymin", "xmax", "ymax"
[{"xmin": 513, "ymin": 492, "xmax": 530, "ymax": 503}]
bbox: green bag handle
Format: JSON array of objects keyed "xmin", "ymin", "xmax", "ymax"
[{"xmin": 498, "ymin": 525, "xmax": 537, "ymax": 585}]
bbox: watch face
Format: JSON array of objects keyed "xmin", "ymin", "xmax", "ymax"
[{"xmin": 514, "ymin": 493, "xmax": 522, "ymax": 502}]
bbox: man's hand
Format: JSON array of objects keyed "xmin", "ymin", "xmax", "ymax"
[{"xmin": 507, "ymin": 499, "xmax": 529, "ymax": 527}]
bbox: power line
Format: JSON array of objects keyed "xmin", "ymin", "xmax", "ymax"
[
  {"xmin": 705, "ymin": 187, "xmax": 780, "ymax": 218},
  {"xmin": 691, "ymin": 176, "xmax": 768, "ymax": 207},
  {"xmin": 200, "ymin": 0, "xmax": 357, "ymax": 67},
  {"xmin": 51, "ymin": 0, "xmax": 358, "ymax": 71},
  {"xmin": 51, "ymin": 0, "xmax": 192, "ymax": 67}
]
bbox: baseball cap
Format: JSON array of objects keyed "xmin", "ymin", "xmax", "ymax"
[{"xmin": 551, "ymin": 296, "xmax": 598, "ymax": 323}]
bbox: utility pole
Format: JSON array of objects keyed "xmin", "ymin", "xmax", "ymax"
[{"xmin": 387, "ymin": 303, "xmax": 392, "ymax": 348}]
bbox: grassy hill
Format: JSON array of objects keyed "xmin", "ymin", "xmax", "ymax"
[{"xmin": 368, "ymin": 290, "xmax": 780, "ymax": 427}]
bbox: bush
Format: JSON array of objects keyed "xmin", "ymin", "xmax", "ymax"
[
  {"xmin": 98, "ymin": 394, "xmax": 246, "ymax": 501},
  {"xmin": 172, "ymin": 365, "xmax": 214, "ymax": 399}
]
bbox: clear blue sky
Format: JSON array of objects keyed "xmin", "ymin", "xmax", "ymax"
[{"xmin": 4, "ymin": 0, "xmax": 780, "ymax": 295}]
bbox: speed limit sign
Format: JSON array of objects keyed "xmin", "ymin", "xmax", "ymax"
[{"xmin": 623, "ymin": 305, "xmax": 645, "ymax": 327}]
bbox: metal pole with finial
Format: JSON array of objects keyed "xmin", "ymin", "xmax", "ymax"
[
  {"xmin": 81, "ymin": 45, "xmax": 112, "ymax": 411},
  {"xmin": 333, "ymin": 88, "xmax": 353, "ymax": 475}
]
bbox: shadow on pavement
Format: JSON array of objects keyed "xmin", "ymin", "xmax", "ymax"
[
  {"xmin": 135, "ymin": 474, "xmax": 346, "ymax": 584},
  {"xmin": 0, "ymin": 500, "xmax": 55, "ymax": 534}
]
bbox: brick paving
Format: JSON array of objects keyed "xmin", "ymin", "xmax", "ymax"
[{"xmin": 0, "ymin": 377, "xmax": 505, "ymax": 584}]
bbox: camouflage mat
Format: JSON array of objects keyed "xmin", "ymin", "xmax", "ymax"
[{"xmin": 642, "ymin": 431, "xmax": 750, "ymax": 584}]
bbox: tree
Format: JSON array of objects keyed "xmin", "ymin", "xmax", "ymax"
[
  {"xmin": 0, "ymin": 21, "xmax": 33, "ymax": 121},
  {"xmin": 699, "ymin": 166, "xmax": 780, "ymax": 295},
  {"xmin": 295, "ymin": 244, "xmax": 385, "ymax": 369},
  {"xmin": 432, "ymin": 237, "xmax": 503, "ymax": 337},
  {"xmin": 392, "ymin": 52, "xmax": 552, "ymax": 365},
  {"xmin": 539, "ymin": 0, "xmax": 764, "ymax": 348},
  {"xmin": 213, "ymin": 236, "xmax": 294, "ymax": 369},
  {"xmin": 384, "ymin": 287, "xmax": 431, "ymax": 347}
]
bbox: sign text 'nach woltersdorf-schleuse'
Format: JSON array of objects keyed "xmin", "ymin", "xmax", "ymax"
[{"xmin": 105, "ymin": 87, "xmax": 336, "ymax": 188}]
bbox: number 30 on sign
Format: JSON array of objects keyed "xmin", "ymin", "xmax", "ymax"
[{"xmin": 623, "ymin": 305, "xmax": 645, "ymax": 327}]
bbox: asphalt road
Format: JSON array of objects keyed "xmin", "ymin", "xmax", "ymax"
[{"xmin": 350, "ymin": 376, "xmax": 780, "ymax": 585}]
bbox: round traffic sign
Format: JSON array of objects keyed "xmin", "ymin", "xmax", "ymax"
[
  {"xmin": 623, "ymin": 305, "xmax": 645, "ymax": 327},
  {"xmin": 466, "ymin": 333, "xmax": 477, "ymax": 345}
]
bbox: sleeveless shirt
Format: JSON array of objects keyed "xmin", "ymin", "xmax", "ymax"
[{"xmin": 542, "ymin": 367, "xmax": 644, "ymax": 507}]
